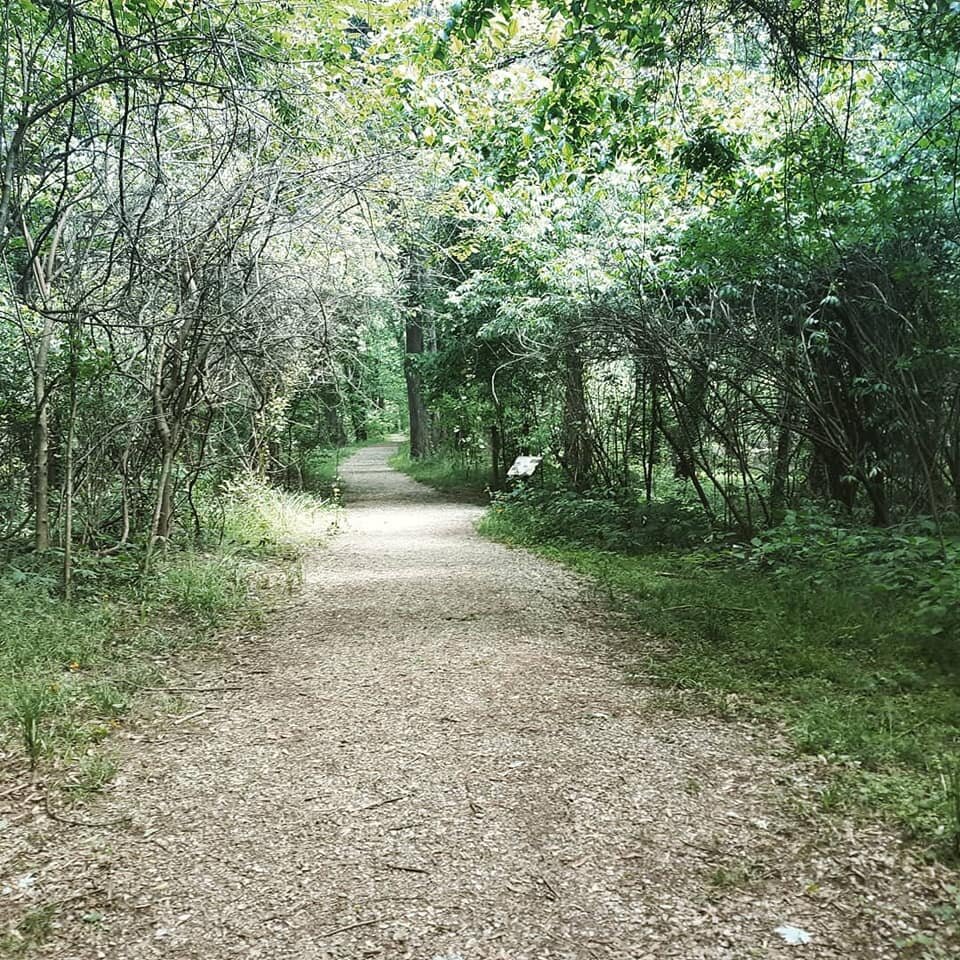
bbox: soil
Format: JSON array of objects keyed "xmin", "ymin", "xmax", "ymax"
[{"xmin": 0, "ymin": 443, "xmax": 955, "ymax": 959}]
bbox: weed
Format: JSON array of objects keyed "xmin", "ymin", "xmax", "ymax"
[
  {"xmin": 66, "ymin": 752, "xmax": 119, "ymax": 797},
  {"xmin": 217, "ymin": 476, "xmax": 335, "ymax": 558},
  {"xmin": 817, "ymin": 779, "xmax": 847, "ymax": 812},
  {"xmin": 157, "ymin": 556, "xmax": 248, "ymax": 622},
  {"xmin": 85, "ymin": 681, "xmax": 128, "ymax": 719},
  {"xmin": 707, "ymin": 864, "xmax": 753, "ymax": 890},
  {"xmin": 0, "ymin": 904, "xmax": 57, "ymax": 955},
  {"xmin": 480, "ymin": 481, "xmax": 704, "ymax": 552},
  {"xmin": 7, "ymin": 683, "xmax": 56, "ymax": 768},
  {"xmin": 947, "ymin": 763, "xmax": 960, "ymax": 856},
  {"xmin": 698, "ymin": 608, "xmax": 731, "ymax": 645}
]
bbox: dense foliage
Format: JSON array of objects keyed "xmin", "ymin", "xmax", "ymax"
[
  {"xmin": 9, "ymin": 0, "xmax": 960, "ymax": 567},
  {"xmin": 402, "ymin": 0, "xmax": 960, "ymax": 537},
  {"xmin": 0, "ymin": 0, "xmax": 407, "ymax": 591},
  {"xmin": 4, "ymin": 0, "xmax": 960, "ymax": 872}
]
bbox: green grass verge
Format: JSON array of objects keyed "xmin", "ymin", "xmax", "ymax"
[
  {"xmin": 389, "ymin": 443, "xmax": 490, "ymax": 501},
  {"xmin": 1, "ymin": 479, "xmax": 338, "ymax": 956},
  {"xmin": 479, "ymin": 507, "xmax": 960, "ymax": 859},
  {"xmin": 0, "ymin": 480, "xmax": 335, "ymax": 780}
]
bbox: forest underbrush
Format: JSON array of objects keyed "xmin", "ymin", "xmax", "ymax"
[
  {"xmin": 390, "ymin": 443, "xmax": 490, "ymax": 501},
  {"xmin": 0, "ymin": 479, "xmax": 338, "ymax": 795},
  {"xmin": 477, "ymin": 479, "xmax": 960, "ymax": 862}
]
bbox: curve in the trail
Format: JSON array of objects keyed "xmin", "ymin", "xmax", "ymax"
[{"xmin": 2, "ymin": 443, "xmax": 945, "ymax": 960}]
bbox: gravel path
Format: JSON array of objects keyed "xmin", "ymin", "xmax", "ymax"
[{"xmin": 1, "ymin": 443, "xmax": 953, "ymax": 959}]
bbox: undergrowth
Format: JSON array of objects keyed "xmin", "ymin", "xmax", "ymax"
[
  {"xmin": 0, "ymin": 477, "xmax": 335, "ymax": 780},
  {"xmin": 480, "ymin": 482, "xmax": 960, "ymax": 860},
  {"xmin": 218, "ymin": 476, "xmax": 339, "ymax": 560},
  {"xmin": 389, "ymin": 442, "xmax": 490, "ymax": 501}
]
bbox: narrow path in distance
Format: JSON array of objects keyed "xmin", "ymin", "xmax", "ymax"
[{"xmin": 3, "ymin": 444, "xmax": 949, "ymax": 959}]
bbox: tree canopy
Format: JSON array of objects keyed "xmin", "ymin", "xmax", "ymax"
[{"xmin": 3, "ymin": 0, "xmax": 960, "ymax": 578}]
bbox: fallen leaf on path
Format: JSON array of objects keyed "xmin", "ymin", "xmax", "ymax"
[{"xmin": 775, "ymin": 924, "xmax": 813, "ymax": 945}]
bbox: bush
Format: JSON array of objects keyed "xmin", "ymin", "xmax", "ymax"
[
  {"xmin": 482, "ymin": 482, "xmax": 704, "ymax": 552},
  {"xmin": 740, "ymin": 508, "xmax": 960, "ymax": 670}
]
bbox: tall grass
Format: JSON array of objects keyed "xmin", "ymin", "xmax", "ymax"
[
  {"xmin": 218, "ymin": 475, "xmax": 339, "ymax": 558},
  {"xmin": 0, "ymin": 481, "xmax": 334, "ymax": 775}
]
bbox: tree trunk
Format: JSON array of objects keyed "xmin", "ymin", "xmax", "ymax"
[
  {"xmin": 33, "ymin": 312, "xmax": 55, "ymax": 552},
  {"xmin": 770, "ymin": 401, "xmax": 794, "ymax": 520},
  {"xmin": 25, "ymin": 214, "xmax": 59, "ymax": 552},
  {"xmin": 61, "ymin": 384, "xmax": 77, "ymax": 600},
  {"xmin": 562, "ymin": 343, "xmax": 592, "ymax": 491},
  {"xmin": 157, "ymin": 459, "xmax": 175, "ymax": 540},
  {"xmin": 144, "ymin": 446, "xmax": 175, "ymax": 573},
  {"xmin": 405, "ymin": 312, "xmax": 429, "ymax": 459},
  {"xmin": 490, "ymin": 423, "xmax": 502, "ymax": 489}
]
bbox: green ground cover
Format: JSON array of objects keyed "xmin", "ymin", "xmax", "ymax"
[
  {"xmin": 389, "ymin": 443, "xmax": 490, "ymax": 501},
  {"xmin": 478, "ymin": 485, "xmax": 960, "ymax": 860},
  {"xmin": 0, "ymin": 480, "xmax": 335, "ymax": 784}
]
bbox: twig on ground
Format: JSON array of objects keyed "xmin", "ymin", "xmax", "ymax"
[
  {"xmin": 679, "ymin": 837, "xmax": 720, "ymax": 856},
  {"xmin": 319, "ymin": 916, "xmax": 397, "ymax": 938},
  {"xmin": 0, "ymin": 781, "xmax": 26, "ymax": 801},
  {"xmin": 45, "ymin": 794, "xmax": 131, "ymax": 828},
  {"xmin": 170, "ymin": 709, "xmax": 208, "ymax": 725},
  {"xmin": 382, "ymin": 863, "xmax": 430, "ymax": 874},
  {"xmin": 537, "ymin": 875, "xmax": 560, "ymax": 901},
  {"xmin": 354, "ymin": 794, "xmax": 408, "ymax": 813},
  {"xmin": 664, "ymin": 604, "xmax": 756, "ymax": 614},
  {"xmin": 465, "ymin": 781, "xmax": 483, "ymax": 817},
  {"xmin": 262, "ymin": 902, "xmax": 312, "ymax": 924}
]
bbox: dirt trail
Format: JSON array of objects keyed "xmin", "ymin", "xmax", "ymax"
[{"xmin": 1, "ymin": 444, "xmax": 951, "ymax": 959}]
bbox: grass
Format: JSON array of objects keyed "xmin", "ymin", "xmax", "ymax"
[
  {"xmin": 64, "ymin": 751, "xmax": 120, "ymax": 798},
  {"xmin": 0, "ymin": 480, "xmax": 334, "ymax": 782},
  {"xmin": 479, "ymin": 503, "xmax": 960, "ymax": 859},
  {"xmin": 218, "ymin": 474, "xmax": 341, "ymax": 560},
  {"xmin": 0, "ymin": 470, "xmax": 338, "ymax": 957},
  {"xmin": 706, "ymin": 863, "xmax": 755, "ymax": 891},
  {"xmin": 0, "ymin": 904, "xmax": 58, "ymax": 956},
  {"xmin": 389, "ymin": 443, "xmax": 490, "ymax": 501}
]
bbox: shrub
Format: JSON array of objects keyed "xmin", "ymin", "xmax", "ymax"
[{"xmin": 482, "ymin": 482, "xmax": 703, "ymax": 552}]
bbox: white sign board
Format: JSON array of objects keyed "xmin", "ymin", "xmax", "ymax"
[{"xmin": 507, "ymin": 455, "xmax": 543, "ymax": 478}]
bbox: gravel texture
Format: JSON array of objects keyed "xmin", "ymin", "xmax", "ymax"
[{"xmin": 1, "ymin": 442, "xmax": 955, "ymax": 959}]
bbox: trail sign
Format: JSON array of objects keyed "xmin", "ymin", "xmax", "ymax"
[{"xmin": 507, "ymin": 455, "xmax": 543, "ymax": 478}]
